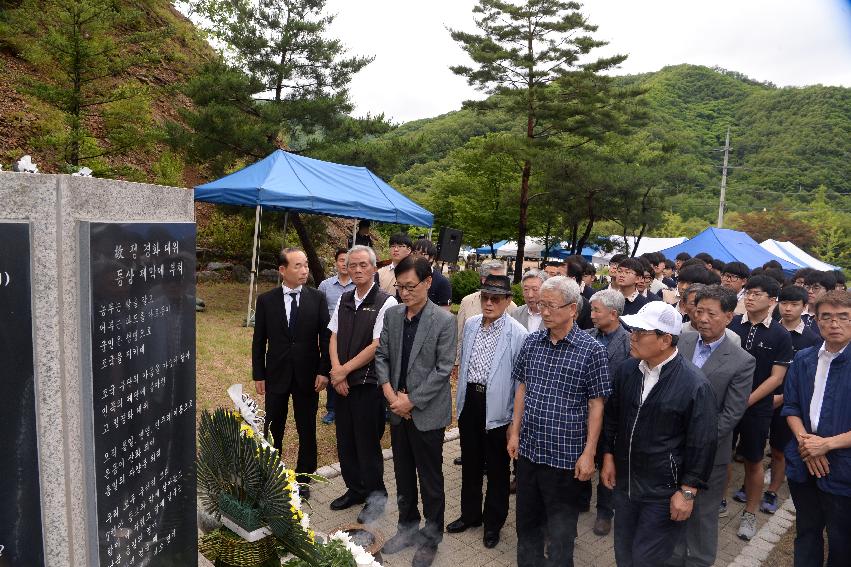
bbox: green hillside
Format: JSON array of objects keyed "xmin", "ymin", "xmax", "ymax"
[{"xmin": 378, "ymin": 64, "xmax": 850, "ymax": 223}]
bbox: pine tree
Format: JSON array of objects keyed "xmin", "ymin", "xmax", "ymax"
[
  {"xmin": 450, "ymin": 0, "xmax": 640, "ymax": 281},
  {"xmin": 0, "ymin": 0, "xmax": 166, "ymax": 168}
]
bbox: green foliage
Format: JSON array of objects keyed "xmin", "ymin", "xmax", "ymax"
[
  {"xmin": 152, "ymin": 151, "xmax": 186, "ymax": 187},
  {"xmin": 450, "ymin": 270, "xmax": 482, "ymax": 305},
  {"xmin": 0, "ymin": 0, "xmax": 166, "ymax": 167},
  {"xmin": 199, "ymin": 206, "xmax": 289, "ymax": 267},
  {"xmin": 197, "ymin": 408, "xmax": 319, "ymax": 563},
  {"xmin": 511, "ymin": 283, "xmax": 525, "ymax": 306},
  {"xmin": 283, "ymin": 538, "xmax": 357, "ymax": 567}
]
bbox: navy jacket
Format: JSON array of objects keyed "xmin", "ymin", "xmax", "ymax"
[
  {"xmin": 782, "ymin": 345, "xmax": 851, "ymax": 496},
  {"xmin": 603, "ymin": 354, "xmax": 718, "ymax": 501}
]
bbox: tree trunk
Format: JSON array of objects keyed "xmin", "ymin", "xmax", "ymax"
[
  {"xmin": 290, "ymin": 212, "xmax": 326, "ymax": 285},
  {"xmin": 515, "ymin": 160, "xmax": 532, "ymax": 283},
  {"xmin": 541, "ymin": 217, "xmax": 552, "ymax": 269}
]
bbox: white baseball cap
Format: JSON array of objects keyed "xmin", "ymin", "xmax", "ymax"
[{"xmin": 621, "ymin": 301, "xmax": 683, "ymax": 336}]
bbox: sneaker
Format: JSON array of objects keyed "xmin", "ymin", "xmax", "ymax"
[
  {"xmin": 719, "ymin": 499, "xmax": 728, "ymax": 517},
  {"xmin": 737, "ymin": 511, "xmax": 757, "ymax": 541},
  {"xmin": 321, "ymin": 411, "xmax": 335, "ymax": 425},
  {"xmin": 733, "ymin": 486, "xmax": 747, "ymax": 503},
  {"xmin": 760, "ymin": 491, "xmax": 778, "ymax": 514}
]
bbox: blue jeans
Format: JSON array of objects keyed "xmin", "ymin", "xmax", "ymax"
[
  {"xmin": 613, "ymin": 489, "xmax": 685, "ymax": 567},
  {"xmin": 788, "ymin": 477, "xmax": 851, "ymax": 567}
]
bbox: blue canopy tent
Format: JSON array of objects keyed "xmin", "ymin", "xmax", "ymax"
[
  {"xmin": 194, "ymin": 149, "xmax": 433, "ymax": 323},
  {"xmin": 475, "ymin": 240, "xmax": 509, "ymax": 256},
  {"xmin": 547, "ymin": 244, "xmax": 599, "ymax": 262},
  {"xmin": 658, "ymin": 227, "xmax": 800, "ymax": 274}
]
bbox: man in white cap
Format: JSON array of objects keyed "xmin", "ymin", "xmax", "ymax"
[{"xmin": 600, "ymin": 301, "xmax": 718, "ymax": 567}]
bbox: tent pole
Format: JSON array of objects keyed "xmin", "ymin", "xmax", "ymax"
[
  {"xmin": 246, "ymin": 204, "xmax": 262, "ymax": 326},
  {"xmin": 352, "ymin": 218, "xmax": 358, "ymax": 247}
]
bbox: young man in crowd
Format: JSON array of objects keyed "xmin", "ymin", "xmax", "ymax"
[
  {"xmin": 327, "ymin": 246, "xmax": 397, "ymax": 523},
  {"xmin": 721, "ymin": 261, "xmax": 750, "ymax": 315},
  {"xmin": 616, "ymin": 257, "xmax": 650, "ymax": 316},
  {"xmin": 671, "ymin": 285, "xmax": 754, "ymax": 567},
  {"xmin": 543, "ymin": 261, "xmax": 562, "ymax": 278},
  {"xmin": 760, "ymin": 285, "xmax": 823, "ymax": 514},
  {"xmin": 710, "ymin": 259, "xmax": 725, "ymax": 276},
  {"xmin": 673, "ymin": 265, "xmax": 712, "ymax": 315},
  {"xmin": 586, "ymin": 288, "xmax": 632, "ymax": 536},
  {"xmin": 449, "ymin": 275, "xmax": 528, "ymax": 549},
  {"xmin": 601, "ymin": 301, "xmax": 717, "ymax": 567},
  {"xmin": 376, "ymin": 256, "xmax": 456, "ymax": 567},
  {"xmin": 607, "ymin": 253, "xmax": 628, "ymax": 291},
  {"xmin": 583, "ymin": 263, "xmax": 598, "ymax": 299},
  {"xmin": 674, "ymin": 252, "xmax": 692, "ymax": 279},
  {"xmin": 695, "ymin": 253, "xmax": 714, "ymax": 270},
  {"xmin": 347, "ymin": 219, "xmax": 373, "ymax": 249},
  {"xmin": 728, "ymin": 275, "xmax": 794, "ymax": 540},
  {"xmin": 834, "ymin": 270, "xmax": 846, "ymax": 291},
  {"xmin": 316, "ymin": 247, "xmax": 357, "ymax": 425},
  {"xmin": 377, "ymin": 232, "xmax": 412, "ymax": 294},
  {"xmin": 411, "ymin": 238, "xmax": 452, "ymax": 312},
  {"xmin": 782, "ymin": 290, "xmax": 851, "ymax": 567},
  {"xmin": 509, "ymin": 276, "xmax": 611, "ymax": 567},
  {"xmin": 803, "ymin": 271, "xmax": 837, "ymax": 334}
]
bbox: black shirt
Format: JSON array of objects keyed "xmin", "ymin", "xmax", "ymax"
[
  {"xmin": 398, "ymin": 307, "xmax": 424, "ymax": 391},
  {"xmin": 428, "ymin": 266, "xmax": 452, "ymax": 307},
  {"xmin": 729, "ymin": 314, "xmax": 794, "ymax": 417},
  {"xmin": 622, "ymin": 292, "xmax": 649, "ymax": 316}
]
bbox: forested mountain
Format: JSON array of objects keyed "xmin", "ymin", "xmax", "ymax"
[{"xmin": 374, "ymin": 64, "xmax": 850, "ymax": 224}]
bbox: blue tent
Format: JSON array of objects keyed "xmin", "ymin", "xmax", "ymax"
[
  {"xmin": 195, "ymin": 149, "xmax": 433, "ymax": 226},
  {"xmin": 658, "ymin": 227, "xmax": 800, "ymax": 273},
  {"xmin": 194, "ymin": 150, "xmax": 434, "ymax": 324},
  {"xmin": 476, "ymin": 240, "xmax": 509, "ymax": 256},
  {"xmin": 548, "ymin": 245, "xmax": 599, "ymax": 261}
]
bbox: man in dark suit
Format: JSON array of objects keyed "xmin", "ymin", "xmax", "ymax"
[
  {"xmin": 376, "ymin": 256, "xmax": 457, "ymax": 567},
  {"xmin": 252, "ymin": 247, "xmax": 331, "ymax": 495},
  {"xmin": 671, "ymin": 285, "xmax": 754, "ymax": 567}
]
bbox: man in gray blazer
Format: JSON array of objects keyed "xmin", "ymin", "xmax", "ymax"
[
  {"xmin": 510, "ymin": 269, "xmax": 548, "ymax": 332},
  {"xmin": 669, "ymin": 285, "xmax": 754, "ymax": 567},
  {"xmin": 376, "ymin": 256, "xmax": 457, "ymax": 567}
]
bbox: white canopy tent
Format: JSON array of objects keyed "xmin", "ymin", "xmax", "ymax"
[
  {"xmin": 496, "ymin": 237, "xmax": 546, "ymax": 258},
  {"xmin": 592, "ymin": 236, "xmax": 687, "ymax": 265},
  {"xmin": 760, "ymin": 239, "xmax": 840, "ymax": 271}
]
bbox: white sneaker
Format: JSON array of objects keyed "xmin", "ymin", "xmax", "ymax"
[{"xmin": 738, "ymin": 511, "xmax": 757, "ymax": 541}]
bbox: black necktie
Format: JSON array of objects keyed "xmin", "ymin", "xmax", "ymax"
[{"xmin": 288, "ymin": 292, "xmax": 299, "ymax": 332}]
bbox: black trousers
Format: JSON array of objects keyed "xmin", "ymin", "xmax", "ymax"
[
  {"xmin": 516, "ymin": 456, "xmax": 583, "ymax": 567},
  {"xmin": 335, "ymin": 383, "xmax": 386, "ymax": 500},
  {"xmin": 789, "ymin": 476, "xmax": 851, "ymax": 567},
  {"xmin": 264, "ymin": 385, "xmax": 318, "ymax": 484},
  {"xmin": 613, "ymin": 489, "xmax": 685, "ymax": 567},
  {"xmin": 578, "ymin": 436, "xmax": 613, "ymax": 518},
  {"xmin": 390, "ymin": 419, "xmax": 445, "ymax": 546},
  {"xmin": 458, "ymin": 385, "xmax": 510, "ymax": 531}
]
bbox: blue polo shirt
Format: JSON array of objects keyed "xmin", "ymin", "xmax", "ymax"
[
  {"xmin": 317, "ymin": 275, "xmax": 356, "ymax": 318},
  {"xmin": 729, "ymin": 313, "xmax": 794, "ymax": 417}
]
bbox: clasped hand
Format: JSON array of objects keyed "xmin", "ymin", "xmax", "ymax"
[{"xmin": 389, "ymin": 392, "xmax": 413, "ymax": 420}]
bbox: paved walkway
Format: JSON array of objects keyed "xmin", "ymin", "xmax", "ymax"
[{"xmin": 306, "ymin": 430, "xmax": 792, "ymax": 567}]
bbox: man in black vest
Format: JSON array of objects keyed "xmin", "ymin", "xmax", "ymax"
[
  {"xmin": 252, "ymin": 247, "xmax": 331, "ymax": 497},
  {"xmin": 328, "ymin": 245, "xmax": 398, "ymax": 523}
]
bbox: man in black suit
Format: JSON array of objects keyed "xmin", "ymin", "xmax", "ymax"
[{"xmin": 252, "ymin": 247, "xmax": 331, "ymax": 495}]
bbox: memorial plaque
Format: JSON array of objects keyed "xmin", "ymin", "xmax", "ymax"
[
  {"xmin": 0, "ymin": 221, "xmax": 45, "ymax": 567},
  {"xmin": 81, "ymin": 222, "xmax": 197, "ymax": 567}
]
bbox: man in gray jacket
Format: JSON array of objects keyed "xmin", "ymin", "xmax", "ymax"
[
  {"xmin": 669, "ymin": 285, "xmax": 754, "ymax": 567},
  {"xmin": 376, "ymin": 256, "xmax": 457, "ymax": 567}
]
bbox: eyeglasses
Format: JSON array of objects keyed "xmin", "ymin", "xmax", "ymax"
[
  {"xmin": 533, "ymin": 301, "xmax": 571, "ymax": 311},
  {"xmin": 805, "ymin": 284, "xmax": 826, "ymax": 292},
  {"xmin": 481, "ymin": 293, "xmax": 507, "ymax": 303},
  {"xmin": 630, "ymin": 328, "xmax": 666, "ymax": 337},
  {"xmin": 744, "ymin": 290, "xmax": 769, "ymax": 299},
  {"xmin": 722, "ymin": 273, "xmax": 744, "ymax": 281},
  {"xmin": 817, "ymin": 313, "xmax": 851, "ymax": 323},
  {"xmin": 394, "ymin": 281, "xmax": 424, "ymax": 293}
]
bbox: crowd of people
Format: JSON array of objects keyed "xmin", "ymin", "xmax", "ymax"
[{"xmin": 250, "ymin": 234, "xmax": 851, "ymax": 567}]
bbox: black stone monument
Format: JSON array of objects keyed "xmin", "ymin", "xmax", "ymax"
[
  {"xmin": 80, "ymin": 222, "xmax": 197, "ymax": 567},
  {"xmin": 0, "ymin": 221, "xmax": 45, "ymax": 567}
]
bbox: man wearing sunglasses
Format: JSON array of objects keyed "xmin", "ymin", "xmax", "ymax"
[
  {"xmin": 449, "ymin": 275, "xmax": 528, "ymax": 549},
  {"xmin": 601, "ymin": 301, "xmax": 717, "ymax": 567}
]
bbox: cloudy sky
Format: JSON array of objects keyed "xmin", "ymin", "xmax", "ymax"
[{"xmin": 321, "ymin": 0, "xmax": 851, "ymax": 123}]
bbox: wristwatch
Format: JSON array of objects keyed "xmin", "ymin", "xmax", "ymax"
[{"xmin": 679, "ymin": 489, "xmax": 696, "ymax": 501}]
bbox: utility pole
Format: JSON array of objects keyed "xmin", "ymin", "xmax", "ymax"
[{"xmin": 717, "ymin": 127, "xmax": 731, "ymax": 228}]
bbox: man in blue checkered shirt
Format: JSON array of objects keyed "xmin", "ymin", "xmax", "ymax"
[{"xmin": 508, "ymin": 276, "xmax": 612, "ymax": 567}]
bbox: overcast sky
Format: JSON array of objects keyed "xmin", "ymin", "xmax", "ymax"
[{"xmin": 320, "ymin": 0, "xmax": 851, "ymax": 124}]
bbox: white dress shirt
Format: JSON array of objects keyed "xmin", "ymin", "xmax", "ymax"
[
  {"xmin": 810, "ymin": 342, "xmax": 848, "ymax": 430},
  {"xmin": 527, "ymin": 311, "xmax": 543, "ymax": 332},
  {"xmin": 639, "ymin": 349, "xmax": 679, "ymax": 402},
  {"xmin": 282, "ymin": 284, "xmax": 302, "ymax": 324}
]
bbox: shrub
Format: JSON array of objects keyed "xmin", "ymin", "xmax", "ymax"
[
  {"xmin": 450, "ymin": 270, "xmax": 481, "ymax": 305},
  {"xmin": 512, "ymin": 283, "xmax": 525, "ymax": 306}
]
